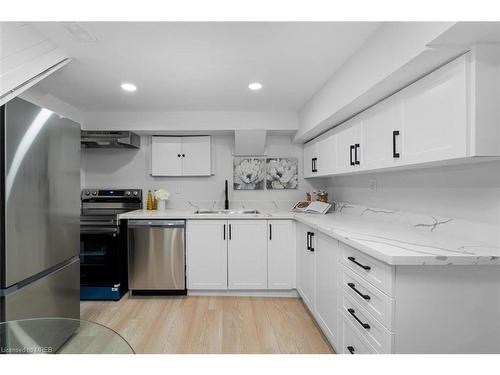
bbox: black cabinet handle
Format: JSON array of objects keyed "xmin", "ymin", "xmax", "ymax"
[
  {"xmin": 349, "ymin": 145, "xmax": 355, "ymax": 166},
  {"xmin": 269, "ymin": 224, "xmax": 272, "ymax": 240},
  {"xmin": 229, "ymin": 224, "xmax": 232, "ymax": 240},
  {"xmin": 347, "ymin": 308, "xmax": 370, "ymax": 330},
  {"xmin": 177, "ymin": 154, "xmax": 181, "ymax": 157},
  {"xmin": 223, "ymin": 224, "xmax": 226, "ymax": 240},
  {"xmin": 355, "ymin": 144, "xmax": 360, "ymax": 165},
  {"xmin": 393, "ymin": 130, "xmax": 400, "ymax": 158},
  {"xmin": 306, "ymin": 232, "xmax": 311, "ymax": 250},
  {"xmin": 347, "ymin": 346, "xmax": 355, "ymax": 354},
  {"xmin": 309, "ymin": 232, "xmax": 315, "ymax": 252},
  {"xmin": 311, "ymin": 157, "xmax": 318, "ymax": 173},
  {"xmin": 347, "ymin": 282, "xmax": 371, "ymax": 300},
  {"xmin": 348, "ymin": 256, "xmax": 371, "ymax": 270},
  {"xmin": 182, "ymin": 153, "xmax": 186, "ymax": 157}
]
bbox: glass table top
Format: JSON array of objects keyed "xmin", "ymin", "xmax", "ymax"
[{"xmin": 0, "ymin": 318, "xmax": 134, "ymax": 354}]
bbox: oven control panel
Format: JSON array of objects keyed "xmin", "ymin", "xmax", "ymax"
[{"xmin": 81, "ymin": 189, "xmax": 142, "ymax": 201}]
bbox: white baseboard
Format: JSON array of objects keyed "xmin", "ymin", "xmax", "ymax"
[{"xmin": 187, "ymin": 289, "xmax": 299, "ymax": 297}]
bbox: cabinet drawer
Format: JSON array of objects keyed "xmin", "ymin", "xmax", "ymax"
[
  {"xmin": 340, "ymin": 242, "xmax": 394, "ymax": 296},
  {"xmin": 341, "ymin": 291, "xmax": 394, "ymax": 353},
  {"xmin": 340, "ymin": 264, "xmax": 395, "ymax": 330},
  {"xmin": 341, "ymin": 312, "xmax": 378, "ymax": 354}
]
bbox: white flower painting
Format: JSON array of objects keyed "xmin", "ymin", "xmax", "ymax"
[
  {"xmin": 266, "ymin": 158, "xmax": 298, "ymax": 190},
  {"xmin": 233, "ymin": 158, "xmax": 265, "ymax": 190}
]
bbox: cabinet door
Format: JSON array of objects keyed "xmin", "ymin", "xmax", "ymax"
[
  {"xmin": 181, "ymin": 136, "xmax": 212, "ymax": 176},
  {"xmin": 297, "ymin": 224, "xmax": 315, "ymax": 308},
  {"xmin": 318, "ymin": 132, "xmax": 337, "ymax": 176},
  {"xmin": 267, "ymin": 220, "xmax": 293, "ymax": 289},
  {"xmin": 187, "ymin": 220, "xmax": 227, "ymax": 289},
  {"xmin": 361, "ymin": 96, "xmax": 402, "ymax": 170},
  {"xmin": 151, "ymin": 136, "xmax": 182, "ymax": 176},
  {"xmin": 400, "ymin": 54, "xmax": 468, "ymax": 164},
  {"xmin": 303, "ymin": 140, "xmax": 319, "ymax": 178},
  {"xmin": 335, "ymin": 119, "xmax": 362, "ymax": 173},
  {"xmin": 314, "ymin": 233, "xmax": 340, "ymax": 349},
  {"xmin": 227, "ymin": 220, "xmax": 268, "ymax": 289}
]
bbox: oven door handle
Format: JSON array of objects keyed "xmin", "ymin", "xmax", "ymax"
[
  {"xmin": 80, "ymin": 220, "xmax": 117, "ymax": 226},
  {"xmin": 81, "ymin": 227, "xmax": 120, "ymax": 235}
]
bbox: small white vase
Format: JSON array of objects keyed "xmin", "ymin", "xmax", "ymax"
[{"xmin": 157, "ymin": 199, "xmax": 167, "ymax": 210}]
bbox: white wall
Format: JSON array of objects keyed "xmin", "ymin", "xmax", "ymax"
[
  {"xmin": 82, "ymin": 134, "xmax": 312, "ymax": 207},
  {"xmin": 327, "ymin": 160, "xmax": 500, "ymax": 225}
]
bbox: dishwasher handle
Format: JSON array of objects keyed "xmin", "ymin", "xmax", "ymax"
[{"xmin": 128, "ymin": 220, "xmax": 185, "ymax": 228}]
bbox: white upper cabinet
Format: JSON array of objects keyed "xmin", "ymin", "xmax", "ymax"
[
  {"xmin": 335, "ymin": 118, "xmax": 363, "ymax": 174},
  {"xmin": 317, "ymin": 131, "xmax": 337, "ymax": 176},
  {"xmin": 398, "ymin": 54, "xmax": 468, "ymax": 164},
  {"xmin": 151, "ymin": 136, "xmax": 211, "ymax": 176},
  {"xmin": 151, "ymin": 136, "xmax": 183, "ymax": 176},
  {"xmin": 361, "ymin": 96, "xmax": 402, "ymax": 170},
  {"xmin": 180, "ymin": 136, "xmax": 212, "ymax": 176},
  {"xmin": 227, "ymin": 220, "xmax": 268, "ymax": 290},
  {"xmin": 304, "ymin": 47, "xmax": 500, "ymax": 178},
  {"xmin": 267, "ymin": 220, "xmax": 294, "ymax": 289},
  {"xmin": 303, "ymin": 139, "xmax": 319, "ymax": 178}
]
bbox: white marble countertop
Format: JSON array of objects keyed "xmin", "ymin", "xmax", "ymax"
[
  {"xmin": 119, "ymin": 207, "xmax": 500, "ymax": 266},
  {"xmin": 119, "ymin": 209, "xmax": 294, "ymax": 220}
]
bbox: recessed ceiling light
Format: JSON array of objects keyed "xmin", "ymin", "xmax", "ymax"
[
  {"xmin": 121, "ymin": 83, "xmax": 137, "ymax": 92},
  {"xmin": 248, "ymin": 82, "xmax": 263, "ymax": 91}
]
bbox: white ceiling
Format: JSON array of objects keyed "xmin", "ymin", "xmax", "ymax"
[{"xmin": 32, "ymin": 22, "xmax": 380, "ymax": 112}]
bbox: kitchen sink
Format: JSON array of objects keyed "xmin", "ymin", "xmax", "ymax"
[{"xmin": 195, "ymin": 209, "xmax": 260, "ymax": 215}]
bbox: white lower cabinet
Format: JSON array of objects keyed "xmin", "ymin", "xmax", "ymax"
[
  {"xmin": 227, "ymin": 220, "xmax": 268, "ymax": 289},
  {"xmin": 296, "ymin": 223, "xmax": 315, "ymax": 308},
  {"xmin": 187, "ymin": 220, "xmax": 228, "ymax": 289},
  {"xmin": 267, "ymin": 220, "xmax": 294, "ymax": 289},
  {"xmin": 314, "ymin": 232, "xmax": 340, "ymax": 349},
  {"xmin": 187, "ymin": 219, "xmax": 294, "ymax": 290}
]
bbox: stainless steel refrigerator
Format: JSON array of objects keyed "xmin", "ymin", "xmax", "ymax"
[{"xmin": 0, "ymin": 97, "xmax": 80, "ymax": 323}]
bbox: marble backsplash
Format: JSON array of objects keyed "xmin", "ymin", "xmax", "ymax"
[
  {"xmin": 163, "ymin": 198, "xmax": 499, "ymax": 248},
  {"xmin": 333, "ymin": 201, "xmax": 500, "ymax": 249}
]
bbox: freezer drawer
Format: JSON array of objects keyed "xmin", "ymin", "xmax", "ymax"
[
  {"xmin": 1, "ymin": 258, "xmax": 80, "ymax": 322},
  {"xmin": 128, "ymin": 220, "xmax": 185, "ymax": 292}
]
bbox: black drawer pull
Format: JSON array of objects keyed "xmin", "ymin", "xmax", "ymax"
[
  {"xmin": 347, "ymin": 282, "xmax": 371, "ymax": 300},
  {"xmin": 354, "ymin": 143, "xmax": 360, "ymax": 165},
  {"xmin": 392, "ymin": 130, "xmax": 400, "ymax": 158},
  {"xmin": 309, "ymin": 232, "xmax": 315, "ymax": 252},
  {"xmin": 347, "ymin": 346, "xmax": 355, "ymax": 354},
  {"xmin": 349, "ymin": 145, "xmax": 355, "ymax": 166},
  {"xmin": 348, "ymin": 256, "xmax": 371, "ymax": 270},
  {"xmin": 347, "ymin": 308, "xmax": 370, "ymax": 330}
]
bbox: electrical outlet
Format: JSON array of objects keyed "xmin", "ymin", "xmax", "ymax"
[{"xmin": 369, "ymin": 179, "xmax": 377, "ymax": 192}]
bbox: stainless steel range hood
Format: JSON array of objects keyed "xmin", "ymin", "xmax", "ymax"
[{"xmin": 81, "ymin": 131, "xmax": 141, "ymax": 149}]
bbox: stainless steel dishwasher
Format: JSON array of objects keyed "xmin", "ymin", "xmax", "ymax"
[{"xmin": 128, "ymin": 220, "xmax": 186, "ymax": 295}]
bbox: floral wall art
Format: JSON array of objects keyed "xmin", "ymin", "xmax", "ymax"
[
  {"xmin": 266, "ymin": 158, "xmax": 298, "ymax": 190},
  {"xmin": 233, "ymin": 158, "xmax": 265, "ymax": 190}
]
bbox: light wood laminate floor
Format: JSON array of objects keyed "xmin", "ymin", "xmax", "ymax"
[{"xmin": 81, "ymin": 295, "xmax": 334, "ymax": 354}]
